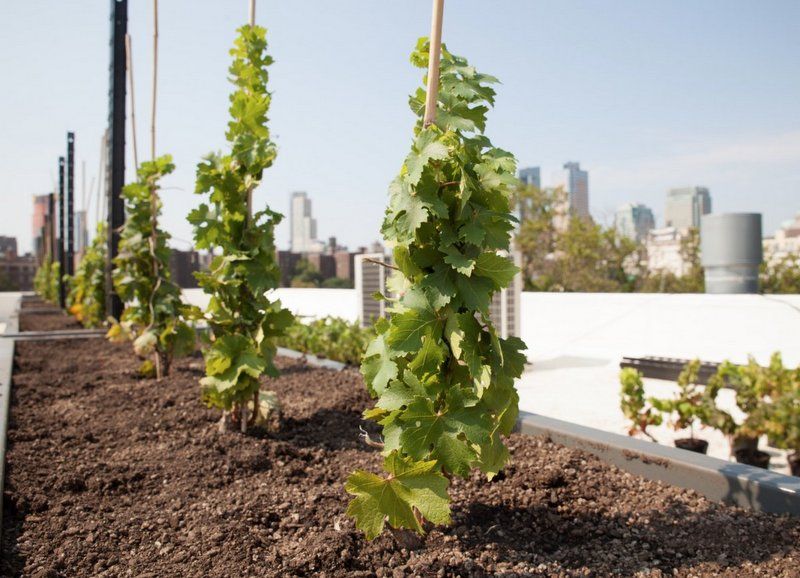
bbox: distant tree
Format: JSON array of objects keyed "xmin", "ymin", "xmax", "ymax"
[
  {"xmin": 514, "ymin": 183, "xmax": 644, "ymax": 292},
  {"xmin": 514, "ymin": 183, "xmax": 559, "ymax": 290},
  {"xmin": 677, "ymin": 227, "xmax": 704, "ymax": 292},
  {"xmin": 761, "ymin": 253, "xmax": 800, "ymax": 294},
  {"xmin": 290, "ymin": 258, "xmax": 323, "ymax": 288},
  {"xmin": 321, "ymin": 277, "xmax": 354, "ymax": 289}
]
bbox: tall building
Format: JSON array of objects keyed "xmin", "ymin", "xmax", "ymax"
[
  {"xmin": 665, "ymin": 187, "xmax": 711, "ymax": 229},
  {"xmin": 169, "ymin": 249, "xmax": 201, "ymax": 288},
  {"xmin": 615, "ymin": 203, "xmax": 655, "ymax": 242},
  {"xmin": 517, "ymin": 167, "xmax": 541, "ymax": 223},
  {"xmin": 32, "ymin": 194, "xmax": 50, "ymax": 261},
  {"xmin": 556, "ymin": 162, "xmax": 589, "ymax": 219},
  {"xmin": 518, "ymin": 167, "xmax": 541, "ymax": 189},
  {"xmin": 74, "ymin": 210, "xmax": 89, "ymax": 256},
  {"xmin": 290, "ymin": 191, "xmax": 323, "ymax": 253},
  {"xmin": 0, "ymin": 236, "xmax": 36, "ymax": 291}
]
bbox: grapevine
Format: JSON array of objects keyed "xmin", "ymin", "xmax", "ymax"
[
  {"xmin": 111, "ymin": 155, "xmax": 194, "ymax": 378},
  {"xmin": 34, "ymin": 255, "xmax": 60, "ymax": 304},
  {"xmin": 188, "ymin": 24, "xmax": 293, "ymax": 432},
  {"xmin": 345, "ymin": 38, "xmax": 526, "ymax": 539},
  {"xmin": 67, "ymin": 223, "xmax": 107, "ymax": 328}
]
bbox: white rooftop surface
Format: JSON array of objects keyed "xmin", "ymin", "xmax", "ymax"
[
  {"xmin": 517, "ymin": 293, "xmax": 800, "ymax": 474},
  {"xmin": 183, "ymin": 288, "xmax": 800, "ymax": 472}
]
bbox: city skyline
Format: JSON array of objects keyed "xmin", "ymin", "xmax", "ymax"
[{"xmin": 2, "ymin": 1, "xmax": 799, "ymax": 253}]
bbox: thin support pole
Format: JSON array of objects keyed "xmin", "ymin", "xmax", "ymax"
[
  {"xmin": 151, "ymin": 0, "xmax": 158, "ymax": 160},
  {"xmin": 58, "ymin": 157, "xmax": 66, "ymax": 308},
  {"xmin": 66, "ymin": 132, "xmax": 75, "ymax": 277},
  {"xmin": 107, "ymin": 0, "xmax": 128, "ymax": 321},
  {"xmin": 423, "ymin": 0, "xmax": 445, "ymax": 127},
  {"xmin": 125, "ymin": 34, "xmax": 139, "ymax": 172},
  {"xmin": 249, "ymin": 0, "xmax": 256, "ymax": 26}
]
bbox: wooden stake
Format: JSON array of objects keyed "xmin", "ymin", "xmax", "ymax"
[
  {"xmin": 125, "ymin": 34, "xmax": 139, "ymax": 172},
  {"xmin": 249, "ymin": 0, "xmax": 256, "ymax": 26},
  {"xmin": 151, "ymin": 0, "xmax": 159, "ymax": 160},
  {"xmin": 423, "ymin": 0, "xmax": 445, "ymax": 127}
]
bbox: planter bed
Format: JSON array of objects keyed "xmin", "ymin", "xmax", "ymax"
[{"xmin": 2, "ymin": 311, "xmax": 800, "ymax": 577}]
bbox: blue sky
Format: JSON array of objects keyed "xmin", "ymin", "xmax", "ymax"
[{"xmin": 1, "ymin": 0, "xmax": 799, "ymax": 253}]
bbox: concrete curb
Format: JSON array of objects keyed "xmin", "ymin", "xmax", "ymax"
[
  {"xmin": 0, "ymin": 328, "xmax": 106, "ymax": 341},
  {"xmin": 276, "ymin": 347, "xmax": 348, "ymax": 372},
  {"xmin": 0, "ymin": 294, "xmax": 20, "ymax": 542},
  {"xmin": 516, "ymin": 410, "xmax": 800, "ymax": 517}
]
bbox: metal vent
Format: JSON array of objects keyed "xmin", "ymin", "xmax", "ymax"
[
  {"xmin": 355, "ymin": 253, "xmax": 391, "ymax": 327},
  {"xmin": 488, "ymin": 250, "xmax": 522, "ymax": 339}
]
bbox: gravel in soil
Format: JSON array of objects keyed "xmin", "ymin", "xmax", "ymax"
[{"xmin": 2, "ymin": 311, "xmax": 799, "ymax": 577}]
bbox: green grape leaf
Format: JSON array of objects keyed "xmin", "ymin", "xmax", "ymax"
[
  {"xmin": 386, "ymin": 308, "xmax": 440, "ymax": 354},
  {"xmin": 404, "ymin": 129, "xmax": 449, "ymax": 186},
  {"xmin": 346, "ymin": 451, "xmax": 451, "ymax": 539},
  {"xmin": 474, "ymin": 252, "xmax": 518, "ymax": 288}
]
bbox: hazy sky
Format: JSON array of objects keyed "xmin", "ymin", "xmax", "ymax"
[{"xmin": 2, "ymin": 0, "xmax": 799, "ymax": 253}]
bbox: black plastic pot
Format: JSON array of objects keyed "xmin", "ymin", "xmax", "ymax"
[
  {"xmin": 735, "ymin": 448, "xmax": 771, "ymax": 469},
  {"xmin": 674, "ymin": 438, "xmax": 709, "ymax": 454},
  {"xmin": 732, "ymin": 435, "xmax": 758, "ymax": 453},
  {"xmin": 788, "ymin": 452, "xmax": 800, "ymax": 478}
]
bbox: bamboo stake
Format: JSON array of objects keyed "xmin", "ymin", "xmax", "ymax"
[
  {"xmin": 245, "ymin": 0, "xmax": 257, "ymax": 220},
  {"xmin": 125, "ymin": 34, "xmax": 139, "ymax": 172},
  {"xmin": 151, "ymin": 0, "xmax": 159, "ymax": 160},
  {"xmin": 423, "ymin": 0, "xmax": 445, "ymax": 127}
]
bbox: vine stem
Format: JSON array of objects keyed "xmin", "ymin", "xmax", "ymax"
[
  {"xmin": 423, "ymin": 0, "xmax": 445, "ymax": 127},
  {"xmin": 124, "ymin": 34, "xmax": 139, "ymax": 172},
  {"xmin": 364, "ymin": 257, "xmax": 400, "ymax": 272}
]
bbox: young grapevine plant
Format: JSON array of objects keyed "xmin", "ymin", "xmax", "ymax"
[
  {"xmin": 345, "ymin": 39, "xmax": 527, "ymax": 539},
  {"xmin": 34, "ymin": 255, "xmax": 59, "ymax": 304},
  {"xmin": 67, "ymin": 223, "xmax": 107, "ymax": 328},
  {"xmin": 111, "ymin": 155, "xmax": 194, "ymax": 378},
  {"xmin": 188, "ymin": 25, "xmax": 293, "ymax": 431}
]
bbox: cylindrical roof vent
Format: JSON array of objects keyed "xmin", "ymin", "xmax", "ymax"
[{"xmin": 701, "ymin": 213, "xmax": 763, "ymax": 294}]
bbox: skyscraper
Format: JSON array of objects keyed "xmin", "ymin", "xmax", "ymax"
[
  {"xmin": 74, "ymin": 210, "xmax": 88, "ymax": 255},
  {"xmin": 665, "ymin": 187, "xmax": 711, "ymax": 229},
  {"xmin": 516, "ymin": 167, "xmax": 541, "ymax": 223},
  {"xmin": 556, "ymin": 162, "xmax": 589, "ymax": 219},
  {"xmin": 290, "ymin": 191, "xmax": 322, "ymax": 253},
  {"xmin": 518, "ymin": 166, "xmax": 541, "ymax": 190},
  {"xmin": 615, "ymin": 203, "xmax": 655, "ymax": 242}
]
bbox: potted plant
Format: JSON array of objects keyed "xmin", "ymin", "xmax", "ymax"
[
  {"xmin": 721, "ymin": 358, "xmax": 778, "ymax": 469},
  {"xmin": 651, "ymin": 360, "xmax": 710, "ymax": 454},
  {"xmin": 761, "ymin": 360, "xmax": 800, "ymax": 476},
  {"xmin": 619, "ymin": 368, "xmax": 661, "ymax": 442}
]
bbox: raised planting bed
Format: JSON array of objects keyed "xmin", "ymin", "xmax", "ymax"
[{"xmin": 2, "ymin": 310, "xmax": 800, "ymax": 577}]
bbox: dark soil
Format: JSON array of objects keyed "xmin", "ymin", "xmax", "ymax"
[
  {"xmin": 674, "ymin": 438, "xmax": 709, "ymax": 455},
  {"xmin": 17, "ymin": 298, "xmax": 81, "ymax": 333},
  {"xmin": 3, "ymin": 311, "xmax": 800, "ymax": 577}
]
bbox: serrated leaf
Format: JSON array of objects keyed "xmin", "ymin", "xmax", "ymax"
[
  {"xmin": 455, "ymin": 274, "xmax": 494, "ymax": 313},
  {"xmin": 409, "ymin": 335, "xmax": 446, "ymax": 376},
  {"xmin": 474, "ymin": 252, "xmax": 518, "ymax": 289},
  {"xmin": 361, "ymin": 333, "xmax": 399, "ymax": 395},
  {"xmin": 404, "ymin": 129, "xmax": 449, "ymax": 186},
  {"xmin": 345, "ymin": 452, "xmax": 451, "ymax": 539},
  {"xmin": 441, "ymin": 245, "xmax": 476, "ymax": 276},
  {"xmin": 386, "ymin": 309, "xmax": 440, "ymax": 354}
]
